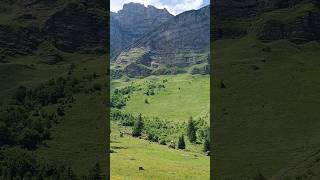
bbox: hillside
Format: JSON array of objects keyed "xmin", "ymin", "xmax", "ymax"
[
  {"xmin": 0, "ymin": 0, "xmax": 108, "ymax": 178},
  {"xmin": 110, "ymin": 74, "xmax": 210, "ymax": 179},
  {"xmin": 213, "ymin": 0, "xmax": 320, "ymax": 179}
]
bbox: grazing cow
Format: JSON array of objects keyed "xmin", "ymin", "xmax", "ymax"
[{"xmin": 139, "ymin": 167, "xmax": 144, "ymax": 171}]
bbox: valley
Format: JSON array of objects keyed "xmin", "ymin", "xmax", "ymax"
[{"xmin": 110, "ymin": 2, "xmax": 210, "ymax": 179}]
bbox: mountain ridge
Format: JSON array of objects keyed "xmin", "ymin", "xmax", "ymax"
[
  {"xmin": 110, "ymin": 3, "xmax": 173, "ymax": 57},
  {"xmin": 112, "ymin": 5, "xmax": 210, "ymax": 78}
]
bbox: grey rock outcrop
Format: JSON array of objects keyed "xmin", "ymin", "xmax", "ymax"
[
  {"xmin": 44, "ymin": 2, "xmax": 108, "ymax": 53},
  {"xmin": 116, "ymin": 5, "xmax": 210, "ymax": 68},
  {"xmin": 257, "ymin": 8, "xmax": 320, "ymax": 43},
  {"xmin": 110, "ymin": 3, "xmax": 173, "ymax": 58},
  {"xmin": 0, "ymin": 25, "xmax": 42, "ymax": 56}
]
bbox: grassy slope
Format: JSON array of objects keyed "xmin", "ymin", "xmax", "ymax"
[
  {"xmin": 35, "ymin": 56, "xmax": 108, "ymax": 177},
  {"xmin": 0, "ymin": 0, "xmax": 109, "ymax": 177},
  {"xmin": 110, "ymin": 123, "xmax": 210, "ymax": 180},
  {"xmin": 113, "ymin": 74, "xmax": 210, "ymax": 122},
  {"xmin": 111, "ymin": 74, "xmax": 210, "ymax": 179},
  {"xmin": 213, "ymin": 35, "xmax": 320, "ymax": 179},
  {"xmin": 0, "ymin": 53, "xmax": 108, "ymax": 176},
  {"xmin": 0, "ymin": 55, "xmax": 69, "ymax": 100}
]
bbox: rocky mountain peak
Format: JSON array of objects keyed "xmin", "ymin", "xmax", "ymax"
[
  {"xmin": 113, "ymin": 5, "xmax": 210, "ymax": 77},
  {"xmin": 110, "ymin": 3, "xmax": 174, "ymax": 58}
]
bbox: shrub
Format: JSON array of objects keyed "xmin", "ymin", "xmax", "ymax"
[{"xmin": 159, "ymin": 139, "xmax": 166, "ymax": 145}]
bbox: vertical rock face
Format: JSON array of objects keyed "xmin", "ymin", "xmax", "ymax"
[
  {"xmin": 110, "ymin": 3, "xmax": 173, "ymax": 58},
  {"xmin": 44, "ymin": 3, "xmax": 108, "ymax": 53},
  {"xmin": 114, "ymin": 5, "xmax": 210, "ymax": 76},
  {"xmin": 0, "ymin": 25, "xmax": 42, "ymax": 56},
  {"xmin": 213, "ymin": 0, "xmax": 320, "ymax": 43},
  {"xmin": 132, "ymin": 5, "xmax": 210, "ymax": 52},
  {"xmin": 0, "ymin": 0, "xmax": 108, "ymax": 59},
  {"xmin": 256, "ymin": 4, "xmax": 320, "ymax": 43},
  {"xmin": 122, "ymin": 5, "xmax": 210, "ymax": 62}
]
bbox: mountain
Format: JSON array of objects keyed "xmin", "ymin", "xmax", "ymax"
[
  {"xmin": 113, "ymin": 5, "xmax": 210, "ymax": 78},
  {"xmin": 110, "ymin": 3, "xmax": 173, "ymax": 58}
]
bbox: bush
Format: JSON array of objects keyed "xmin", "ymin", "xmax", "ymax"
[
  {"xmin": 159, "ymin": 139, "xmax": 166, "ymax": 145},
  {"xmin": 147, "ymin": 132, "xmax": 158, "ymax": 142}
]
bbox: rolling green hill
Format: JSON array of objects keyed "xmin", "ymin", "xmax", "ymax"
[{"xmin": 110, "ymin": 73, "xmax": 210, "ymax": 179}]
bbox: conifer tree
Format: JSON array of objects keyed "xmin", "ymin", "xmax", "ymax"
[
  {"xmin": 132, "ymin": 114, "xmax": 144, "ymax": 137},
  {"xmin": 187, "ymin": 116, "xmax": 197, "ymax": 143},
  {"xmin": 178, "ymin": 135, "xmax": 185, "ymax": 149}
]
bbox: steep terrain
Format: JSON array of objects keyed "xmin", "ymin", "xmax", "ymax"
[
  {"xmin": 213, "ymin": 0, "xmax": 320, "ymax": 179},
  {"xmin": 113, "ymin": 5, "xmax": 210, "ymax": 78},
  {"xmin": 0, "ymin": 0, "xmax": 108, "ymax": 178},
  {"xmin": 110, "ymin": 3, "xmax": 173, "ymax": 58}
]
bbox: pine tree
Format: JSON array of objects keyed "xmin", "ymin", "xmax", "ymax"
[
  {"xmin": 132, "ymin": 114, "xmax": 144, "ymax": 137},
  {"xmin": 177, "ymin": 135, "xmax": 185, "ymax": 149},
  {"xmin": 187, "ymin": 117, "xmax": 197, "ymax": 143}
]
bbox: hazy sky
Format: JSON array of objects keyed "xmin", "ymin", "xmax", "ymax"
[{"xmin": 110, "ymin": 0, "xmax": 210, "ymax": 15}]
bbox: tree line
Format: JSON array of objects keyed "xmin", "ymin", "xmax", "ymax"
[
  {"xmin": 111, "ymin": 109, "xmax": 210, "ymax": 153},
  {"xmin": 0, "ymin": 147, "xmax": 104, "ymax": 180}
]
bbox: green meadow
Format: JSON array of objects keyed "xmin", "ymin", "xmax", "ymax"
[
  {"xmin": 110, "ymin": 123, "xmax": 209, "ymax": 180},
  {"xmin": 111, "ymin": 73, "xmax": 210, "ymax": 179},
  {"xmin": 213, "ymin": 35, "xmax": 320, "ymax": 179},
  {"xmin": 113, "ymin": 74, "xmax": 210, "ymax": 122}
]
